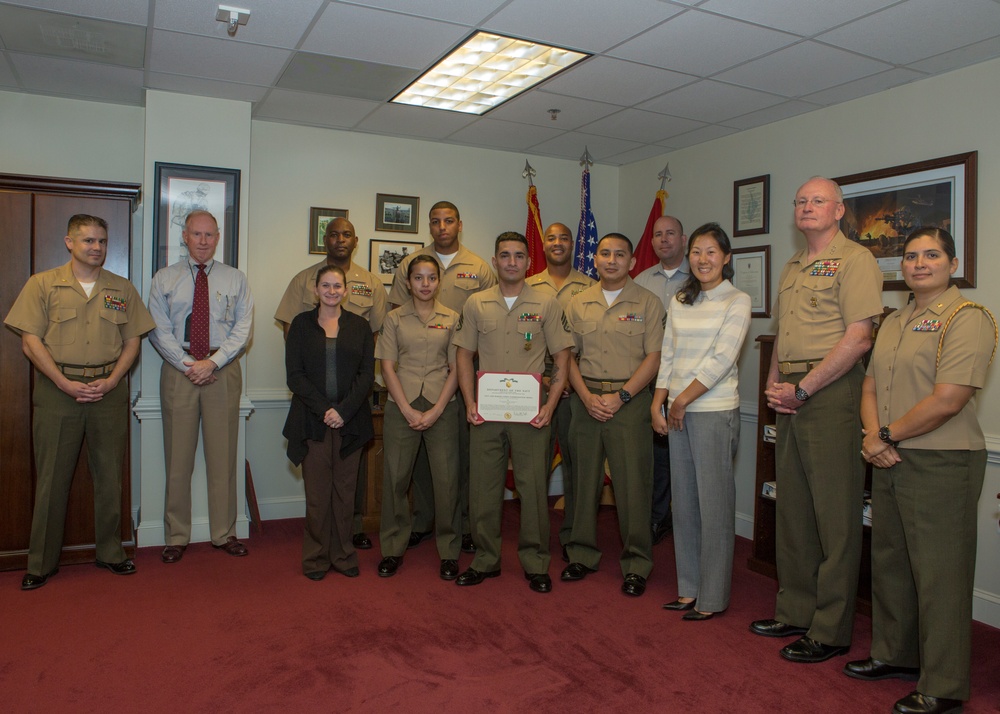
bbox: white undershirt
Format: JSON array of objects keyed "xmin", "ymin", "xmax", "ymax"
[
  {"xmin": 79, "ymin": 281, "xmax": 96, "ymax": 298},
  {"xmin": 602, "ymin": 288, "xmax": 623, "ymax": 307},
  {"xmin": 436, "ymin": 251, "xmax": 457, "ymax": 270},
  {"xmin": 504, "ymin": 296, "xmax": 517, "ymax": 309}
]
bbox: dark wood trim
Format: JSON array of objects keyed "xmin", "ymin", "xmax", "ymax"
[{"xmin": 0, "ymin": 173, "xmax": 141, "ymax": 212}]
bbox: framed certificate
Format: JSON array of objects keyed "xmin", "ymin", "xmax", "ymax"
[{"xmin": 476, "ymin": 372, "xmax": 541, "ymax": 423}]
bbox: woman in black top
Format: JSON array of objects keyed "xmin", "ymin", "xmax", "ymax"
[{"xmin": 283, "ymin": 265, "xmax": 374, "ymax": 580}]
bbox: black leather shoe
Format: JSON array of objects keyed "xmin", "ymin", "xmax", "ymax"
[
  {"xmin": 352, "ymin": 533, "xmax": 372, "ymax": 549},
  {"xmin": 305, "ymin": 570, "xmax": 326, "ymax": 581},
  {"xmin": 439, "ymin": 559, "xmax": 459, "ymax": 581},
  {"xmin": 96, "ymin": 559, "xmax": 136, "ymax": 575},
  {"xmin": 780, "ymin": 636, "xmax": 850, "ymax": 663},
  {"xmin": 682, "ymin": 610, "xmax": 714, "ymax": 621},
  {"xmin": 161, "ymin": 545, "xmax": 186, "ymax": 563},
  {"xmin": 662, "ymin": 598, "xmax": 696, "ymax": 611},
  {"xmin": 407, "ymin": 531, "xmax": 432, "ymax": 549},
  {"xmin": 525, "ymin": 572, "xmax": 552, "ymax": 593},
  {"xmin": 622, "ymin": 573, "xmax": 647, "ymax": 597},
  {"xmin": 894, "ymin": 691, "xmax": 963, "ymax": 714},
  {"xmin": 334, "ymin": 566, "xmax": 360, "ymax": 578},
  {"xmin": 461, "ymin": 534, "xmax": 476, "ymax": 553},
  {"xmin": 651, "ymin": 519, "xmax": 672, "ymax": 545},
  {"xmin": 377, "ymin": 556, "xmax": 402, "ymax": 577},
  {"xmin": 560, "ymin": 562, "xmax": 595, "ymax": 581},
  {"xmin": 21, "ymin": 569, "xmax": 57, "ymax": 591},
  {"xmin": 749, "ymin": 619, "xmax": 809, "ymax": 638},
  {"xmin": 844, "ymin": 657, "xmax": 920, "ymax": 682},
  {"xmin": 456, "ymin": 567, "xmax": 500, "ymax": 586}
]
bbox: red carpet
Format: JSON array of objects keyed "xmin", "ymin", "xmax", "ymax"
[{"xmin": 2, "ymin": 502, "xmax": 998, "ymax": 713}]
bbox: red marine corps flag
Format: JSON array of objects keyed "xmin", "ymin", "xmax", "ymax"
[
  {"xmin": 630, "ymin": 163, "xmax": 672, "ymax": 278},
  {"xmin": 523, "ymin": 161, "xmax": 545, "ymax": 277}
]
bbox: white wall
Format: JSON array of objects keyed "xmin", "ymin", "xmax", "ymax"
[{"xmin": 619, "ymin": 57, "xmax": 1000, "ymax": 626}]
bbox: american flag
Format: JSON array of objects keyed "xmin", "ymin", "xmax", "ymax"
[{"xmin": 574, "ymin": 166, "xmax": 598, "ymax": 279}]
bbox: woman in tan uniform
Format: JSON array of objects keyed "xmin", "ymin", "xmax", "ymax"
[
  {"xmin": 846, "ymin": 228, "xmax": 996, "ymax": 714},
  {"xmin": 375, "ymin": 255, "xmax": 462, "ymax": 580}
]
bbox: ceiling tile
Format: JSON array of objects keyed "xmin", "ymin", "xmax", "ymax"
[
  {"xmin": 0, "ymin": 5, "xmax": 145, "ymax": 67},
  {"xmin": 817, "ymin": 0, "xmax": 1000, "ymax": 65},
  {"xmin": 486, "ymin": 90, "xmax": 621, "ymax": 131},
  {"xmin": 801, "ymin": 67, "xmax": 926, "ymax": 106},
  {"xmin": 150, "ymin": 29, "xmax": 291, "ymax": 85},
  {"xmin": 610, "ymin": 10, "xmax": 797, "ymax": 75},
  {"xmin": 599, "ymin": 144, "xmax": 671, "ymax": 167},
  {"xmin": 253, "ymin": 88, "xmax": 380, "ymax": 127},
  {"xmin": 302, "ymin": 2, "xmax": 468, "ymax": 69},
  {"xmin": 639, "ymin": 80, "xmax": 784, "ymax": 122},
  {"xmin": 2, "ymin": 0, "xmax": 149, "ymax": 25},
  {"xmin": 528, "ymin": 131, "xmax": 642, "ymax": 162},
  {"xmin": 9, "ymin": 51, "xmax": 142, "ymax": 102},
  {"xmin": 354, "ymin": 102, "xmax": 477, "ymax": 139},
  {"xmin": 541, "ymin": 56, "xmax": 693, "ymax": 106},
  {"xmin": 446, "ymin": 117, "xmax": 564, "ymax": 151},
  {"xmin": 0, "ymin": 51, "xmax": 20, "ymax": 86},
  {"xmin": 579, "ymin": 108, "xmax": 704, "ymax": 143},
  {"xmin": 723, "ymin": 99, "xmax": 822, "ymax": 130},
  {"xmin": 154, "ymin": 0, "xmax": 326, "ymax": 49},
  {"xmin": 146, "ymin": 72, "xmax": 270, "ymax": 103},
  {"xmin": 664, "ymin": 124, "xmax": 739, "ymax": 148},
  {"xmin": 714, "ymin": 41, "xmax": 890, "ymax": 96},
  {"xmin": 277, "ymin": 53, "xmax": 415, "ymax": 102},
  {"xmin": 484, "ymin": 0, "xmax": 683, "ymax": 53},
  {"xmin": 337, "ymin": 0, "xmax": 507, "ymax": 26},
  {"xmin": 908, "ymin": 35, "xmax": 1000, "ymax": 75},
  {"xmin": 697, "ymin": 0, "xmax": 897, "ymax": 36}
]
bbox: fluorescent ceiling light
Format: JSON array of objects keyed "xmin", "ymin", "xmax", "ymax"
[{"xmin": 392, "ymin": 32, "xmax": 589, "ymax": 115}]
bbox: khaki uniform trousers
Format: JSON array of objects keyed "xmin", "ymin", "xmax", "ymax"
[
  {"xmin": 774, "ymin": 363, "xmax": 865, "ymax": 646},
  {"xmin": 549, "ymin": 394, "xmax": 576, "ymax": 547},
  {"xmin": 870, "ymin": 448, "xmax": 986, "ymax": 701},
  {"xmin": 567, "ymin": 389, "xmax": 654, "ymax": 578},
  {"xmin": 379, "ymin": 397, "xmax": 461, "ymax": 559},
  {"xmin": 160, "ymin": 360, "xmax": 241, "ymax": 546},
  {"xmin": 469, "ymin": 420, "xmax": 551, "ymax": 574},
  {"xmin": 411, "ymin": 390, "xmax": 471, "ymax": 535},
  {"xmin": 28, "ymin": 373, "xmax": 129, "ymax": 575}
]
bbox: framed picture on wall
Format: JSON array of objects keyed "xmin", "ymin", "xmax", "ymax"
[
  {"xmin": 733, "ymin": 174, "xmax": 770, "ymax": 237},
  {"xmin": 731, "ymin": 245, "xmax": 771, "ymax": 318},
  {"xmin": 375, "ymin": 193, "xmax": 420, "ymax": 234},
  {"xmin": 833, "ymin": 152, "xmax": 977, "ymax": 290},
  {"xmin": 152, "ymin": 162, "xmax": 240, "ymax": 272},
  {"xmin": 370, "ymin": 239, "xmax": 423, "ymax": 285},
  {"xmin": 309, "ymin": 207, "xmax": 349, "ymax": 254}
]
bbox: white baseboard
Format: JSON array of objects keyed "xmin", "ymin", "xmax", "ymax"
[{"xmin": 136, "ymin": 514, "xmax": 250, "ymax": 547}]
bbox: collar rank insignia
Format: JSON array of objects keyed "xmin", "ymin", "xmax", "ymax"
[
  {"xmin": 809, "ymin": 260, "xmax": 841, "ymax": 277},
  {"xmin": 912, "ymin": 319, "xmax": 942, "ymax": 332},
  {"xmin": 104, "ymin": 295, "xmax": 127, "ymax": 311}
]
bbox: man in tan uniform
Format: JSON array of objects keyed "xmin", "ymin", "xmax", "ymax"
[
  {"xmin": 275, "ymin": 216, "xmax": 387, "ymax": 550},
  {"xmin": 389, "ymin": 201, "xmax": 496, "ymax": 552},
  {"xmin": 453, "ymin": 231, "xmax": 573, "ymax": 593},
  {"xmin": 750, "ymin": 177, "xmax": 883, "ymax": 663},
  {"xmin": 561, "ymin": 233, "xmax": 664, "ymax": 597},
  {"xmin": 526, "ymin": 222, "xmax": 594, "ymax": 558},
  {"xmin": 5, "ymin": 214, "xmax": 155, "ymax": 590}
]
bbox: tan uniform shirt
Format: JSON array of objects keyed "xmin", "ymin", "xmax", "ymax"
[
  {"xmin": 388, "ymin": 245, "xmax": 496, "ymax": 314},
  {"xmin": 375, "ymin": 300, "xmax": 458, "ymax": 404},
  {"xmin": 775, "ymin": 231, "xmax": 883, "ymax": 361},
  {"xmin": 275, "ymin": 259, "xmax": 387, "ymax": 333},
  {"xmin": 453, "ymin": 284, "xmax": 573, "ymax": 375},
  {"xmin": 568, "ymin": 279, "xmax": 665, "ymax": 380},
  {"xmin": 5, "ymin": 261, "xmax": 155, "ymax": 365},
  {"xmin": 867, "ymin": 285, "xmax": 995, "ymax": 450},
  {"xmin": 526, "ymin": 268, "xmax": 595, "ymax": 310}
]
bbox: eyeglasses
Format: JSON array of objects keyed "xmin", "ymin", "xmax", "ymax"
[{"xmin": 792, "ymin": 197, "xmax": 840, "ymax": 208}]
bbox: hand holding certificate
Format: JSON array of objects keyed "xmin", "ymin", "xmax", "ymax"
[{"xmin": 476, "ymin": 372, "xmax": 541, "ymax": 423}]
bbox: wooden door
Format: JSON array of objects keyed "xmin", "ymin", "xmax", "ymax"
[{"xmin": 0, "ymin": 174, "xmax": 140, "ymax": 570}]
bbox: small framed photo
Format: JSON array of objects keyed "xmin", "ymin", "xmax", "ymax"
[
  {"xmin": 731, "ymin": 245, "xmax": 771, "ymax": 318},
  {"xmin": 375, "ymin": 193, "xmax": 420, "ymax": 234},
  {"xmin": 309, "ymin": 207, "xmax": 349, "ymax": 254},
  {"xmin": 733, "ymin": 174, "xmax": 770, "ymax": 237},
  {"xmin": 152, "ymin": 162, "xmax": 240, "ymax": 272},
  {"xmin": 370, "ymin": 239, "xmax": 423, "ymax": 285}
]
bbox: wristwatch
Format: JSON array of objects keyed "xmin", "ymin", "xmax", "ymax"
[
  {"xmin": 794, "ymin": 386, "xmax": 810, "ymax": 402},
  {"xmin": 618, "ymin": 388, "xmax": 632, "ymax": 404},
  {"xmin": 878, "ymin": 425, "xmax": 899, "ymax": 447}
]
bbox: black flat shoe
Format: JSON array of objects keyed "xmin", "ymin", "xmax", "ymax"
[
  {"xmin": 335, "ymin": 566, "xmax": 360, "ymax": 578},
  {"xmin": 455, "ymin": 567, "xmax": 500, "ymax": 586},
  {"xmin": 304, "ymin": 570, "xmax": 326, "ymax": 581},
  {"xmin": 749, "ymin": 619, "xmax": 809, "ymax": 638},
  {"xmin": 621, "ymin": 573, "xmax": 646, "ymax": 597},
  {"xmin": 439, "ymin": 559, "xmax": 459, "ymax": 581},
  {"xmin": 893, "ymin": 691, "xmax": 963, "ymax": 714},
  {"xmin": 651, "ymin": 519, "xmax": 672, "ymax": 545},
  {"xmin": 682, "ymin": 610, "xmax": 714, "ymax": 621},
  {"xmin": 525, "ymin": 572, "xmax": 552, "ymax": 593},
  {"xmin": 560, "ymin": 562, "xmax": 595, "ymax": 581},
  {"xmin": 377, "ymin": 556, "xmax": 402, "ymax": 577},
  {"xmin": 96, "ymin": 559, "xmax": 136, "ymax": 575},
  {"xmin": 662, "ymin": 599, "xmax": 696, "ymax": 611},
  {"xmin": 352, "ymin": 533, "xmax": 372, "ymax": 550},
  {"xmin": 780, "ymin": 636, "xmax": 849, "ymax": 663},
  {"xmin": 844, "ymin": 657, "xmax": 919, "ymax": 682},
  {"xmin": 461, "ymin": 534, "xmax": 476, "ymax": 553},
  {"xmin": 407, "ymin": 531, "xmax": 432, "ymax": 549},
  {"xmin": 21, "ymin": 569, "xmax": 58, "ymax": 591}
]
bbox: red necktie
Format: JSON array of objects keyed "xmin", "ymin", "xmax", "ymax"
[{"xmin": 190, "ymin": 264, "xmax": 210, "ymax": 360}]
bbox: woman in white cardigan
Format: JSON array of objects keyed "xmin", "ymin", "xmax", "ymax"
[{"xmin": 651, "ymin": 222, "xmax": 751, "ymax": 620}]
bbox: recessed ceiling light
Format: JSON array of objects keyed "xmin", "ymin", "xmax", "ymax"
[{"xmin": 391, "ymin": 31, "xmax": 589, "ymax": 115}]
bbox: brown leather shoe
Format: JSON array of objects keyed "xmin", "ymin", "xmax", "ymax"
[
  {"xmin": 213, "ymin": 536, "xmax": 248, "ymax": 557},
  {"xmin": 161, "ymin": 545, "xmax": 186, "ymax": 563}
]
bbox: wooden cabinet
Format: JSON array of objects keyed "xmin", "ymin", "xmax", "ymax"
[
  {"xmin": 747, "ymin": 334, "xmax": 873, "ymax": 616},
  {"xmin": 0, "ymin": 173, "xmax": 140, "ymax": 571}
]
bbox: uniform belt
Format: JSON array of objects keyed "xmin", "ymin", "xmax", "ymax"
[
  {"xmin": 582, "ymin": 377, "xmax": 628, "ymax": 392},
  {"xmin": 57, "ymin": 361, "xmax": 116, "ymax": 378},
  {"xmin": 778, "ymin": 359, "xmax": 823, "ymax": 375}
]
